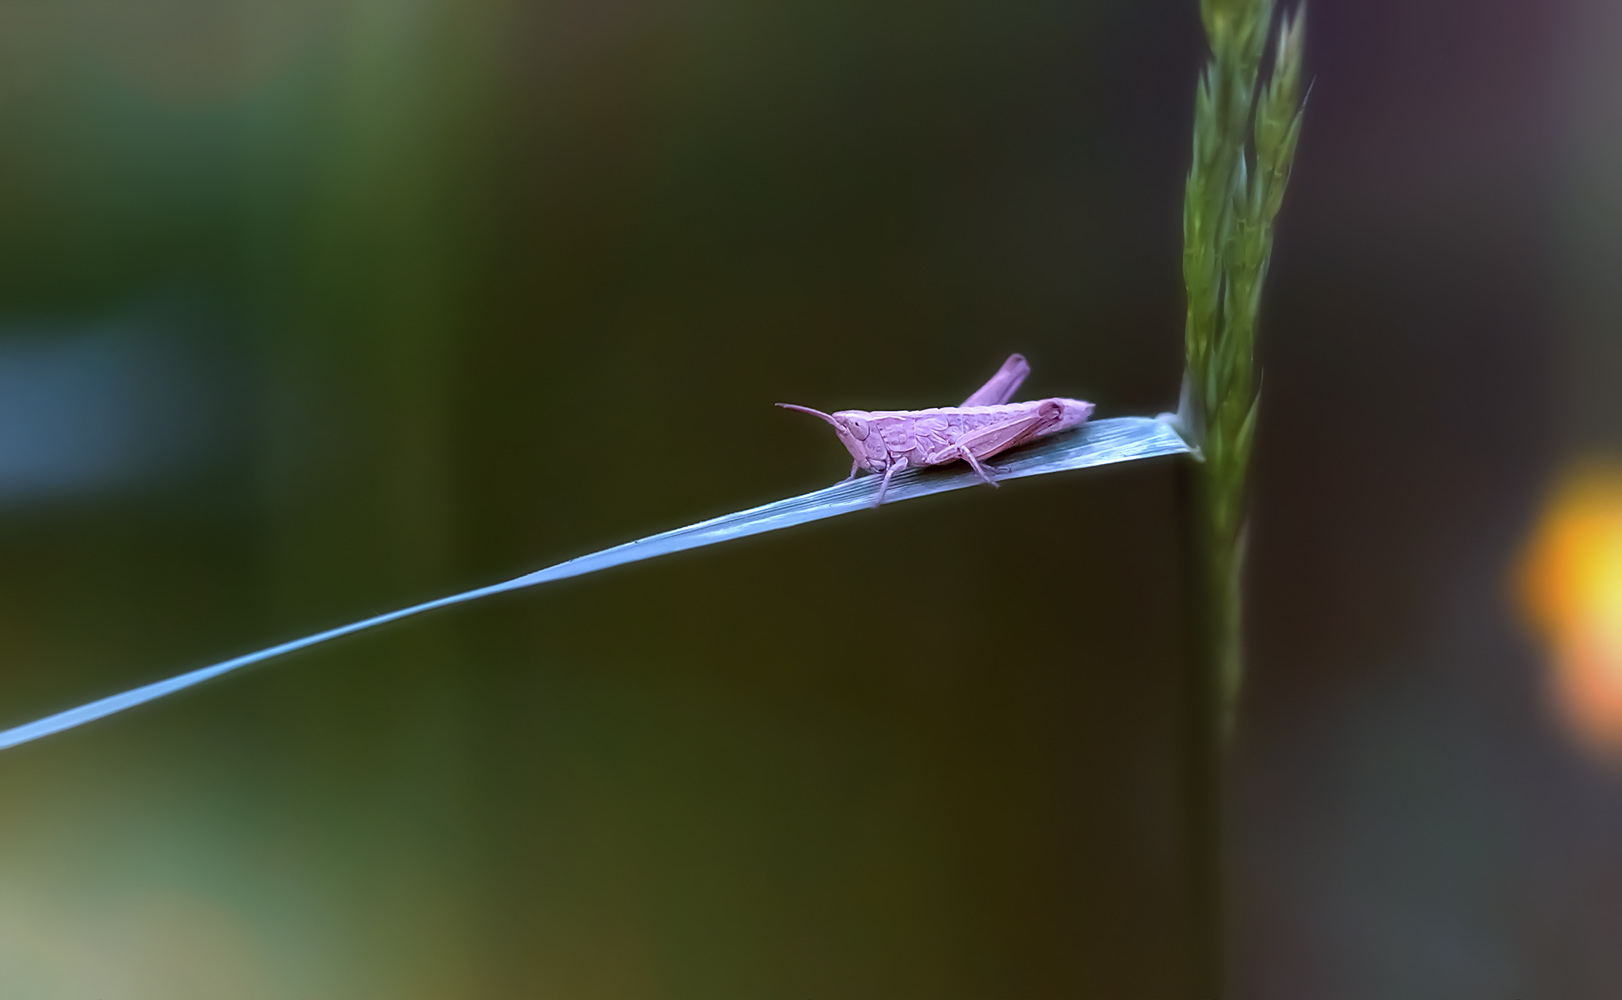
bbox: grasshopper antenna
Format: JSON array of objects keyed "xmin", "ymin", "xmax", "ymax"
[{"xmin": 775, "ymin": 403, "xmax": 840, "ymax": 427}]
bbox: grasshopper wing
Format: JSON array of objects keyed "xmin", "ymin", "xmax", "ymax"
[{"xmin": 951, "ymin": 401, "xmax": 1066, "ymax": 461}]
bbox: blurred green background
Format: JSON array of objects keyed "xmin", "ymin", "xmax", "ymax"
[{"xmin": 0, "ymin": 0, "xmax": 1615, "ymax": 997}]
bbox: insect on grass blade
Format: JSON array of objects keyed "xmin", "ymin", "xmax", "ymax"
[{"xmin": 0, "ymin": 416, "xmax": 1188, "ymax": 751}]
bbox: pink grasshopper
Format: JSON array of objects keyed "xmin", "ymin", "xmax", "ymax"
[{"xmin": 779, "ymin": 354, "xmax": 1094, "ymax": 505}]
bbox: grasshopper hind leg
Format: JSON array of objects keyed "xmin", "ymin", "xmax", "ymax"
[{"xmin": 958, "ymin": 448, "xmax": 1000, "ymax": 488}]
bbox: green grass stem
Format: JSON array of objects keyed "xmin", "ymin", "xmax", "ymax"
[{"xmin": 1177, "ymin": 1, "xmax": 1306, "ymax": 994}]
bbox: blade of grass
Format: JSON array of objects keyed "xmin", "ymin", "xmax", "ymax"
[{"xmin": 0, "ymin": 416, "xmax": 1188, "ymax": 751}]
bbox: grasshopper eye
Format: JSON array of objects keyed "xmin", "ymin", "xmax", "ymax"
[{"xmin": 842, "ymin": 415, "xmax": 869, "ymax": 440}]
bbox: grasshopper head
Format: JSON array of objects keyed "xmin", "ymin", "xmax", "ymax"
[{"xmin": 776, "ymin": 403, "xmax": 879, "ymax": 471}]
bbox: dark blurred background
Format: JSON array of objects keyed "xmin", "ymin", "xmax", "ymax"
[{"xmin": 0, "ymin": 0, "xmax": 1615, "ymax": 997}]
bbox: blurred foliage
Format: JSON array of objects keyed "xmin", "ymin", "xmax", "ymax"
[{"xmin": 1518, "ymin": 462, "xmax": 1622, "ymax": 753}]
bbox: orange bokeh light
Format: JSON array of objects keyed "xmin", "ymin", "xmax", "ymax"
[{"xmin": 1517, "ymin": 463, "xmax": 1622, "ymax": 752}]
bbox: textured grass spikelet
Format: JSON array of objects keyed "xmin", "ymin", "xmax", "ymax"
[
  {"xmin": 1177, "ymin": 5, "xmax": 1306, "ymax": 995},
  {"xmin": 1181, "ymin": 0, "xmax": 1307, "ymax": 732}
]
